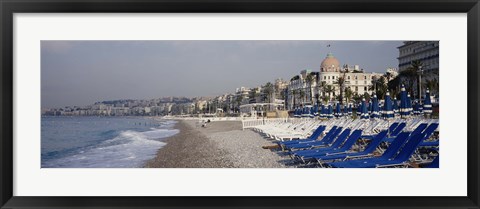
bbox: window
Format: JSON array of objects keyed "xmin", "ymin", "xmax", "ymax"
[
  {"xmin": 355, "ymin": 76, "xmax": 357, "ymax": 80},
  {"xmin": 348, "ymin": 76, "xmax": 350, "ymax": 79},
  {"xmin": 364, "ymin": 76, "xmax": 367, "ymax": 79},
  {"xmin": 355, "ymin": 87, "xmax": 358, "ymax": 92},
  {"xmin": 324, "ymin": 76, "xmax": 326, "ymax": 80},
  {"xmin": 328, "ymin": 76, "xmax": 330, "ymax": 79},
  {"xmin": 364, "ymin": 86, "xmax": 367, "ymax": 91}
]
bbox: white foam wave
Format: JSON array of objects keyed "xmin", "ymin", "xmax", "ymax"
[{"xmin": 43, "ymin": 128, "xmax": 179, "ymax": 168}]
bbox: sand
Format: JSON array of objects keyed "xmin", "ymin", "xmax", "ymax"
[{"xmin": 144, "ymin": 120, "xmax": 289, "ymax": 168}]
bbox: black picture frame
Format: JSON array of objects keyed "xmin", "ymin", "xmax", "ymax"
[{"xmin": 1, "ymin": 0, "xmax": 479, "ymax": 208}]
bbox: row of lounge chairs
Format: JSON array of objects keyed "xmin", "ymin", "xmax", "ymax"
[{"xmin": 251, "ymin": 118, "xmax": 439, "ymax": 168}]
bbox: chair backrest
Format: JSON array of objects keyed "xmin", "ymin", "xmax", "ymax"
[
  {"xmin": 309, "ymin": 125, "xmax": 326, "ymax": 140},
  {"xmin": 362, "ymin": 130, "xmax": 388, "ymax": 153},
  {"xmin": 388, "ymin": 122, "xmax": 399, "ymax": 133},
  {"xmin": 411, "ymin": 123, "xmax": 428, "ymax": 136},
  {"xmin": 323, "ymin": 127, "xmax": 343, "ymax": 144},
  {"xmin": 322, "ymin": 126, "xmax": 337, "ymax": 140},
  {"xmin": 421, "ymin": 123, "xmax": 439, "ymax": 139},
  {"xmin": 338, "ymin": 129, "xmax": 363, "ymax": 150},
  {"xmin": 391, "ymin": 123, "xmax": 406, "ymax": 136},
  {"xmin": 329, "ymin": 129, "xmax": 351, "ymax": 148},
  {"xmin": 382, "ymin": 132, "xmax": 410, "ymax": 159},
  {"xmin": 393, "ymin": 133, "xmax": 426, "ymax": 161}
]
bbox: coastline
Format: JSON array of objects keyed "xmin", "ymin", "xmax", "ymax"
[{"xmin": 144, "ymin": 119, "xmax": 288, "ymax": 168}]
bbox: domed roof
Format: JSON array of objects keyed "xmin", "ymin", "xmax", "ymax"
[{"xmin": 320, "ymin": 52, "xmax": 340, "ymax": 72}]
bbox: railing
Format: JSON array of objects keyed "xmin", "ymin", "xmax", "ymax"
[
  {"xmin": 241, "ymin": 119, "xmax": 265, "ymax": 130},
  {"xmin": 241, "ymin": 117, "xmax": 311, "ymax": 130}
]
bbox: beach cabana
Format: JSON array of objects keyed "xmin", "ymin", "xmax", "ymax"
[
  {"xmin": 360, "ymin": 98, "xmax": 369, "ymax": 119},
  {"xmin": 370, "ymin": 94, "xmax": 380, "ymax": 119},
  {"xmin": 327, "ymin": 104, "xmax": 334, "ymax": 119},
  {"xmin": 313, "ymin": 104, "xmax": 319, "ymax": 117},
  {"xmin": 392, "ymin": 99, "xmax": 399, "ymax": 116},
  {"xmin": 399, "ymin": 84, "xmax": 410, "ymax": 118},
  {"xmin": 348, "ymin": 104, "xmax": 353, "ymax": 116},
  {"xmin": 413, "ymin": 101, "xmax": 422, "ymax": 115},
  {"xmin": 423, "ymin": 88, "xmax": 433, "ymax": 116},
  {"xmin": 356, "ymin": 102, "xmax": 361, "ymax": 117},
  {"xmin": 343, "ymin": 104, "xmax": 349, "ymax": 118},
  {"xmin": 294, "ymin": 108, "xmax": 301, "ymax": 118},
  {"xmin": 382, "ymin": 91, "xmax": 394, "ymax": 119},
  {"xmin": 335, "ymin": 102, "xmax": 343, "ymax": 118},
  {"xmin": 407, "ymin": 94, "xmax": 413, "ymax": 116},
  {"xmin": 320, "ymin": 105, "xmax": 326, "ymax": 119}
]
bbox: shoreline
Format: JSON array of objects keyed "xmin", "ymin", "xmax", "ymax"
[{"xmin": 145, "ymin": 119, "xmax": 288, "ymax": 168}]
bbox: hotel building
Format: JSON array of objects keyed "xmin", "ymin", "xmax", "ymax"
[
  {"xmin": 286, "ymin": 53, "xmax": 382, "ymax": 109},
  {"xmin": 397, "ymin": 41, "xmax": 439, "ymax": 74}
]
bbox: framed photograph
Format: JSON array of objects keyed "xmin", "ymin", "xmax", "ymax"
[{"xmin": 1, "ymin": 0, "xmax": 479, "ymax": 208}]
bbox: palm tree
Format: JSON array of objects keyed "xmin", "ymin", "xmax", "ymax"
[
  {"xmin": 314, "ymin": 93, "xmax": 320, "ymax": 105},
  {"xmin": 324, "ymin": 85, "xmax": 334, "ymax": 102},
  {"xmin": 395, "ymin": 60, "xmax": 423, "ymax": 98},
  {"xmin": 409, "ymin": 60, "xmax": 425, "ymax": 98},
  {"xmin": 333, "ymin": 72, "xmax": 346, "ymax": 104},
  {"xmin": 344, "ymin": 87, "xmax": 353, "ymax": 104},
  {"xmin": 424, "ymin": 78, "xmax": 439, "ymax": 96},
  {"xmin": 305, "ymin": 73, "xmax": 315, "ymax": 105},
  {"xmin": 292, "ymin": 89, "xmax": 297, "ymax": 109},
  {"xmin": 319, "ymin": 81, "xmax": 327, "ymax": 102},
  {"xmin": 299, "ymin": 89, "xmax": 305, "ymax": 106},
  {"xmin": 387, "ymin": 74, "xmax": 402, "ymax": 97},
  {"xmin": 363, "ymin": 92, "xmax": 371, "ymax": 102},
  {"xmin": 263, "ymin": 82, "xmax": 274, "ymax": 103},
  {"xmin": 370, "ymin": 76, "xmax": 388, "ymax": 99},
  {"xmin": 352, "ymin": 93, "xmax": 362, "ymax": 104},
  {"xmin": 384, "ymin": 71, "xmax": 394, "ymax": 81},
  {"xmin": 235, "ymin": 95, "xmax": 244, "ymax": 113}
]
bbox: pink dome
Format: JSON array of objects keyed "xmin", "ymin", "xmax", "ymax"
[{"xmin": 320, "ymin": 53, "xmax": 340, "ymax": 72}]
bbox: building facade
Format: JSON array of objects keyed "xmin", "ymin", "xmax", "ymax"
[
  {"xmin": 397, "ymin": 41, "xmax": 439, "ymax": 74},
  {"xmin": 286, "ymin": 52, "xmax": 382, "ymax": 110}
]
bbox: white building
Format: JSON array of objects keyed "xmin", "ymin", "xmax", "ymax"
[
  {"xmin": 286, "ymin": 53, "xmax": 382, "ymax": 109},
  {"xmin": 397, "ymin": 41, "xmax": 439, "ymax": 74},
  {"xmin": 319, "ymin": 52, "xmax": 381, "ymax": 97}
]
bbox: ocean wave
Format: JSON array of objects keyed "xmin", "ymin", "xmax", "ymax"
[{"xmin": 42, "ymin": 127, "xmax": 179, "ymax": 168}]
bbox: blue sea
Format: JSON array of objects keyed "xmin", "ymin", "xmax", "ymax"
[{"xmin": 41, "ymin": 116, "xmax": 179, "ymax": 168}]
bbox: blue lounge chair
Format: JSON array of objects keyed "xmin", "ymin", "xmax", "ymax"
[
  {"xmin": 329, "ymin": 133, "xmax": 426, "ymax": 168},
  {"xmin": 389, "ymin": 122, "xmax": 406, "ymax": 137},
  {"xmin": 328, "ymin": 123, "xmax": 439, "ymax": 168},
  {"xmin": 314, "ymin": 130, "xmax": 388, "ymax": 164},
  {"xmin": 420, "ymin": 141, "xmax": 439, "ymax": 147},
  {"xmin": 285, "ymin": 127, "xmax": 343, "ymax": 150},
  {"xmin": 326, "ymin": 132, "xmax": 411, "ymax": 168},
  {"xmin": 362, "ymin": 122, "xmax": 398, "ymax": 139},
  {"xmin": 419, "ymin": 123, "xmax": 439, "ymax": 147},
  {"xmin": 286, "ymin": 126, "xmax": 338, "ymax": 145},
  {"xmin": 277, "ymin": 125, "xmax": 327, "ymax": 145},
  {"xmin": 286, "ymin": 128, "xmax": 347, "ymax": 151},
  {"xmin": 383, "ymin": 123, "xmax": 427, "ymax": 143},
  {"xmin": 424, "ymin": 156, "xmax": 439, "ymax": 168},
  {"xmin": 388, "ymin": 122, "xmax": 399, "ymax": 134},
  {"xmin": 294, "ymin": 130, "xmax": 363, "ymax": 161}
]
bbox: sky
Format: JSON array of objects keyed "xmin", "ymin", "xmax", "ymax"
[{"xmin": 41, "ymin": 40, "xmax": 402, "ymax": 108}]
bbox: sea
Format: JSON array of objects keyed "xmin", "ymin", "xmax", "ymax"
[{"xmin": 41, "ymin": 116, "xmax": 179, "ymax": 168}]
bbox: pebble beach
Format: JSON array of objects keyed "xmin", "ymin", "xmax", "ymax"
[{"xmin": 145, "ymin": 120, "xmax": 289, "ymax": 168}]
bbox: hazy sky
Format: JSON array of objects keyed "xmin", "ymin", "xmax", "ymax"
[{"xmin": 41, "ymin": 40, "xmax": 402, "ymax": 108}]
